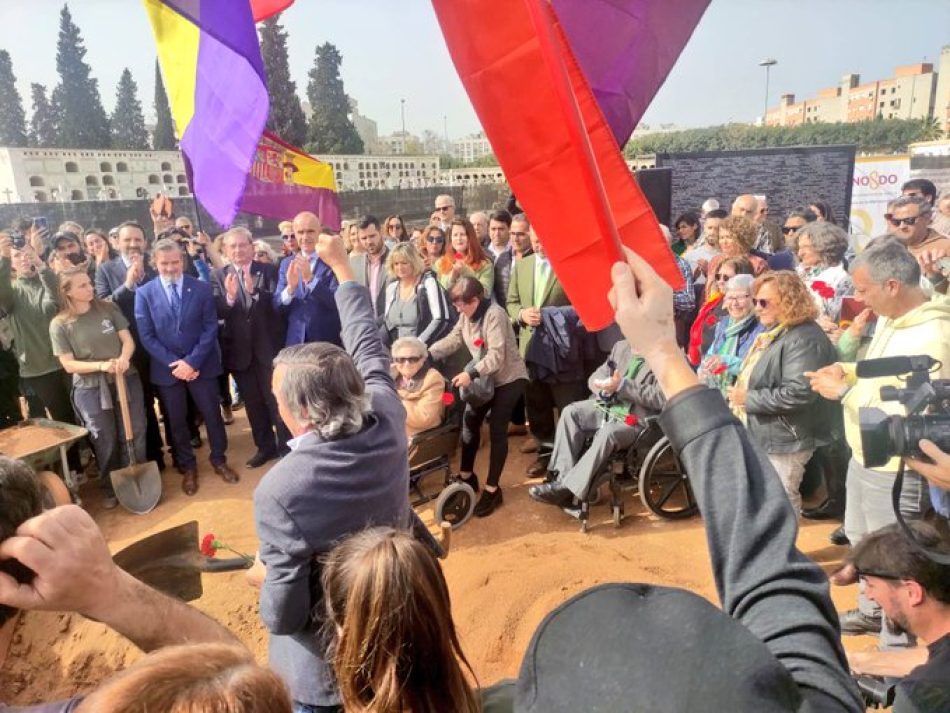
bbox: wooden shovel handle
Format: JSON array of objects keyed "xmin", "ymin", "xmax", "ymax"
[{"xmin": 115, "ymin": 372, "xmax": 133, "ymax": 442}]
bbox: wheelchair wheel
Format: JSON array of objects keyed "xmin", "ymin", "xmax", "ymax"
[
  {"xmin": 638, "ymin": 437, "xmax": 698, "ymax": 520},
  {"xmin": 434, "ymin": 482, "xmax": 476, "ymax": 529},
  {"xmin": 38, "ymin": 471, "xmax": 72, "ymax": 509}
]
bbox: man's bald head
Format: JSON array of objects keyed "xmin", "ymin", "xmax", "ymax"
[
  {"xmin": 293, "ymin": 212, "xmax": 323, "ymax": 254},
  {"xmin": 731, "ymin": 195, "xmax": 758, "ymax": 220}
]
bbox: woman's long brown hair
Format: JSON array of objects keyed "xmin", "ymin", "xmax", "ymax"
[
  {"xmin": 323, "ymin": 527, "xmax": 480, "ymax": 713},
  {"xmin": 436, "ymin": 218, "xmax": 488, "ymax": 276}
]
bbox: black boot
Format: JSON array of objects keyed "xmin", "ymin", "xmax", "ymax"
[
  {"xmin": 802, "ymin": 498, "xmax": 844, "ymax": 520},
  {"xmin": 474, "ymin": 488, "xmax": 503, "ymax": 517}
]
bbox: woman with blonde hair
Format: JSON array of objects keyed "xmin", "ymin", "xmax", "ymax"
[
  {"xmin": 434, "ymin": 218, "xmax": 493, "ymax": 294},
  {"xmin": 382, "ymin": 243, "xmax": 453, "ymax": 347},
  {"xmin": 49, "ymin": 269, "xmax": 144, "ymax": 509},
  {"xmin": 705, "ymin": 215, "xmax": 768, "ymax": 295},
  {"xmin": 726, "ymin": 271, "xmax": 838, "ymax": 516},
  {"xmin": 75, "ymin": 643, "xmax": 292, "ymax": 712},
  {"xmin": 322, "ymin": 527, "xmax": 480, "ymax": 713}
]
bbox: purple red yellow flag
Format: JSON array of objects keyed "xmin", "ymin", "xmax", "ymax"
[
  {"xmin": 240, "ymin": 131, "xmax": 341, "ymax": 231},
  {"xmin": 143, "ymin": 0, "xmax": 268, "ymax": 227},
  {"xmin": 433, "ymin": 0, "xmax": 684, "ymax": 329}
]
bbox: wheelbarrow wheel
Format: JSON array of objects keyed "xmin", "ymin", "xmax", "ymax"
[
  {"xmin": 38, "ymin": 470, "xmax": 72, "ymax": 509},
  {"xmin": 434, "ymin": 482, "xmax": 476, "ymax": 529}
]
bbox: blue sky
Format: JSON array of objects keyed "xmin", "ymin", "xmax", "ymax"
[{"xmin": 2, "ymin": 0, "xmax": 948, "ymax": 140}]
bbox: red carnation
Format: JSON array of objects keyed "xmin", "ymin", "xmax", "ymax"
[
  {"xmin": 711, "ymin": 364, "xmax": 728, "ymax": 376},
  {"xmin": 441, "ymin": 392, "xmax": 455, "ymax": 406},
  {"xmin": 811, "ymin": 281, "xmax": 835, "ymax": 299},
  {"xmin": 200, "ymin": 533, "xmax": 219, "ymax": 558},
  {"xmin": 624, "ymin": 414, "xmax": 638, "ymax": 427},
  {"xmin": 705, "ymin": 316, "xmax": 717, "ymax": 326},
  {"xmin": 473, "ymin": 338, "xmax": 484, "ymax": 348},
  {"xmin": 454, "ymin": 252, "xmax": 465, "ymax": 261}
]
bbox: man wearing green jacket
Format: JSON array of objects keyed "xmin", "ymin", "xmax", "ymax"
[{"xmin": 0, "ymin": 231, "xmax": 80, "ymax": 471}]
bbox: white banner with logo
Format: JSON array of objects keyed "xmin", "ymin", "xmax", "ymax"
[{"xmin": 850, "ymin": 155, "xmax": 910, "ymax": 250}]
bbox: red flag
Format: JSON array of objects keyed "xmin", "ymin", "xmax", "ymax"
[
  {"xmin": 432, "ymin": 0, "xmax": 682, "ymax": 330},
  {"xmin": 251, "ymin": 0, "xmax": 293, "ymax": 22}
]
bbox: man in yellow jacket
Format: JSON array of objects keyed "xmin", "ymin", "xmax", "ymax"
[{"xmin": 808, "ymin": 238, "xmax": 950, "ymax": 646}]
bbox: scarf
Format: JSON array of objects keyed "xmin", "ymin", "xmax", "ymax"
[
  {"xmin": 706, "ymin": 313, "xmax": 756, "ymax": 396},
  {"xmin": 732, "ymin": 323, "xmax": 786, "ymax": 424},
  {"xmin": 597, "ymin": 355, "xmax": 645, "ymax": 424}
]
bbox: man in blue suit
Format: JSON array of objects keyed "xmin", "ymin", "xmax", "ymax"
[
  {"xmin": 274, "ymin": 211, "xmax": 342, "ymax": 346},
  {"xmin": 134, "ymin": 239, "xmax": 238, "ymax": 495}
]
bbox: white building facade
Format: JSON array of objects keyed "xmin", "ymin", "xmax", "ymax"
[
  {"xmin": 452, "ymin": 132, "xmax": 494, "ymax": 163},
  {"xmin": 0, "ymin": 147, "xmax": 188, "ymax": 204}
]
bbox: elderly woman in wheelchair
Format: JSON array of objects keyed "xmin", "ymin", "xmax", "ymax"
[
  {"xmin": 528, "ymin": 338, "xmax": 665, "ymax": 510},
  {"xmin": 392, "ymin": 336, "xmax": 446, "ymax": 438}
]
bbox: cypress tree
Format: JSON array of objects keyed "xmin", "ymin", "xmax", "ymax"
[
  {"xmin": 0, "ymin": 51, "xmax": 28, "ymax": 147},
  {"xmin": 110, "ymin": 68, "xmax": 149, "ymax": 150},
  {"xmin": 306, "ymin": 43, "xmax": 364, "ymax": 154},
  {"xmin": 29, "ymin": 84, "xmax": 59, "ymax": 148},
  {"xmin": 260, "ymin": 17, "xmax": 308, "ymax": 146},
  {"xmin": 52, "ymin": 3, "xmax": 111, "ymax": 148},
  {"xmin": 153, "ymin": 59, "xmax": 176, "ymax": 149}
]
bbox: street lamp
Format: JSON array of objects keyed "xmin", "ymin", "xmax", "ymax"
[
  {"xmin": 759, "ymin": 58, "xmax": 777, "ymax": 124},
  {"xmin": 400, "ymin": 98, "xmax": 406, "ymax": 137}
]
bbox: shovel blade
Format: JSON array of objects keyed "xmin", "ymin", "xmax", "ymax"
[
  {"xmin": 113, "ymin": 521, "xmax": 203, "ymax": 602},
  {"xmin": 112, "ymin": 461, "xmax": 163, "ymax": 514}
]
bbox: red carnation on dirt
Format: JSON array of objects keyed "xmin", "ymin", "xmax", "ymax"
[
  {"xmin": 441, "ymin": 392, "xmax": 455, "ymax": 406},
  {"xmin": 473, "ymin": 338, "xmax": 484, "ymax": 348},
  {"xmin": 200, "ymin": 533, "xmax": 219, "ymax": 558},
  {"xmin": 624, "ymin": 414, "xmax": 638, "ymax": 427}
]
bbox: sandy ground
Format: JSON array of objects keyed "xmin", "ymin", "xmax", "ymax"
[{"xmin": 0, "ymin": 409, "xmax": 875, "ymax": 705}]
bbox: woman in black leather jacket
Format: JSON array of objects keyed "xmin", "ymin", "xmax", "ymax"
[{"xmin": 727, "ymin": 271, "xmax": 839, "ymax": 517}]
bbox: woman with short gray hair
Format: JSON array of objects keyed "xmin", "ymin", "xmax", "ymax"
[
  {"xmin": 795, "ymin": 221, "xmax": 852, "ymax": 323},
  {"xmin": 391, "ymin": 336, "xmax": 445, "ymax": 437},
  {"xmin": 698, "ymin": 274, "xmax": 763, "ymax": 396}
]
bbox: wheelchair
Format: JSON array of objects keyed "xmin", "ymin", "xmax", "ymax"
[
  {"xmin": 407, "ymin": 385, "xmax": 476, "ymax": 529},
  {"xmin": 541, "ymin": 415, "xmax": 699, "ymax": 533}
]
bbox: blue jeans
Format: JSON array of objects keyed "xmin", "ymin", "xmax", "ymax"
[{"xmin": 293, "ymin": 704, "xmax": 342, "ymax": 713}]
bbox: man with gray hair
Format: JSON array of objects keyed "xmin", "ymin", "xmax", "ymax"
[
  {"xmin": 251, "ymin": 233, "xmax": 411, "ymax": 712},
  {"xmin": 887, "ymin": 195, "xmax": 950, "ymax": 292},
  {"xmin": 433, "ymin": 194, "xmax": 456, "ymax": 231},
  {"xmin": 807, "ymin": 238, "xmax": 950, "ymax": 643},
  {"xmin": 470, "ymin": 210, "xmax": 490, "ymax": 248}
]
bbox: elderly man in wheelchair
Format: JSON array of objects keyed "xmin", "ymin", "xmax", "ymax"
[{"xmin": 528, "ymin": 337, "xmax": 665, "ymax": 510}]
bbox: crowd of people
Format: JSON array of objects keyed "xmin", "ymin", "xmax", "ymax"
[{"xmin": 0, "ymin": 179, "xmax": 949, "ymax": 711}]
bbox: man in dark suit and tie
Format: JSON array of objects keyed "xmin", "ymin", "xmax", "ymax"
[
  {"xmin": 274, "ymin": 211, "xmax": 342, "ymax": 346},
  {"xmin": 134, "ymin": 238, "xmax": 238, "ymax": 495},
  {"xmin": 95, "ymin": 221, "xmax": 166, "ymax": 469},
  {"xmin": 212, "ymin": 227, "xmax": 289, "ymax": 468},
  {"xmin": 349, "ymin": 215, "xmax": 390, "ymax": 318},
  {"xmin": 507, "ymin": 226, "xmax": 588, "ymax": 472}
]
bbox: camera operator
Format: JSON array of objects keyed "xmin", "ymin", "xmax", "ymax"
[
  {"xmin": 806, "ymin": 238, "xmax": 950, "ymax": 643},
  {"xmin": 908, "ymin": 440, "xmax": 950, "ymax": 517},
  {"xmin": 847, "ymin": 522, "xmax": 950, "ymax": 712}
]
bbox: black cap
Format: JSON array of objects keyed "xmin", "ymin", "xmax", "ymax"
[{"xmin": 514, "ymin": 583, "xmax": 801, "ymax": 712}]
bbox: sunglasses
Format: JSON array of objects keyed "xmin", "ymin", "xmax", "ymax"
[
  {"xmin": 436, "ymin": 206, "xmax": 452, "ymax": 212},
  {"xmin": 715, "ymin": 273, "xmax": 734, "ymax": 281},
  {"xmin": 781, "ymin": 226, "xmax": 799, "ymax": 235},
  {"xmin": 393, "ymin": 356, "xmax": 422, "ymax": 364},
  {"xmin": 753, "ymin": 298, "xmax": 771, "ymax": 308},
  {"xmin": 254, "ymin": 251, "xmax": 269, "ymax": 258},
  {"xmin": 281, "ymin": 234, "xmax": 295, "ymax": 241},
  {"xmin": 887, "ymin": 216, "xmax": 920, "ymax": 228},
  {"xmin": 426, "ymin": 236, "xmax": 445, "ymax": 244},
  {"xmin": 387, "ymin": 224, "xmax": 402, "ymax": 231}
]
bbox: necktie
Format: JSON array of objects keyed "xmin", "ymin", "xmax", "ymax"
[
  {"xmin": 237, "ymin": 268, "xmax": 249, "ymax": 308},
  {"xmin": 534, "ymin": 259, "xmax": 550, "ymax": 305},
  {"xmin": 169, "ymin": 282, "xmax": 181, "ymax": 320}
]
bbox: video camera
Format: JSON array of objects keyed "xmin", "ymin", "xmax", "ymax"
[{"xmin": 858, "ymin": 355, "xmax": 950, "ymax": 468}]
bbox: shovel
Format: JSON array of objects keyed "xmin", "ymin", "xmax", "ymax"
[
  {"xmin": 112, "ymin": 372, "xmax": 163, "ymax": 514},
  {"xmin": 113, "ymin": 520, "xmax": 252, "ymax": 602}
]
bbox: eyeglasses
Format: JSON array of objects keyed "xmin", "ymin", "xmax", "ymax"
[
  {"xmin": 393, "ymin": 356, "xmax": 422, "ymax": 364},
  {"xmin": 281, "ymin": 234, "xmax": 295, "ymax": 241},
  {"xmin": 426, "ymin": 236, "xmax": 445, "ymax": 244},
  {"xmin": 436, "ymin": 205, "xmax": 452, "ymax": 212},
  {"xmin": 724, "ymin": 295, "xmax": 750, "ymax": 302},
  {"xmin": 887, "ymin": 216, "xmax": 920, "ymax": 228},
  {"xmin": 855, "ymin": 568, "xmax": 903, "ymax": 582},
  {"xmin": 753, "ymin": 298, "xmax": 771, "ymax": 308}
]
